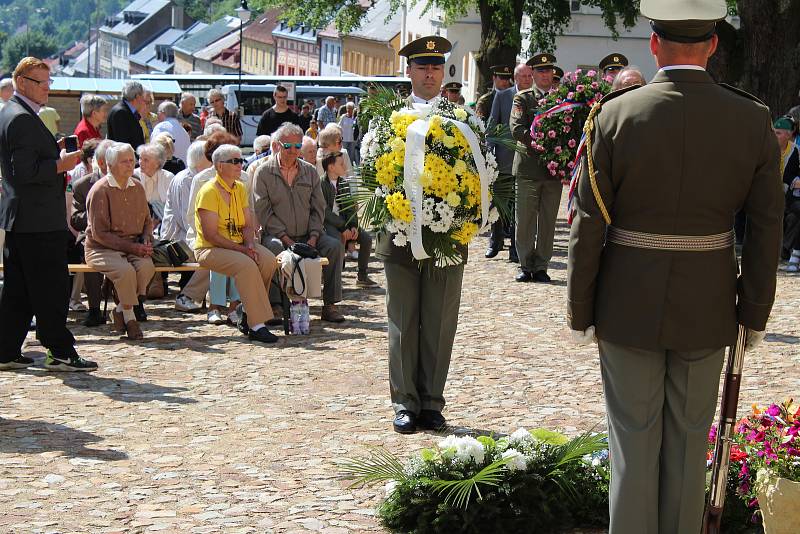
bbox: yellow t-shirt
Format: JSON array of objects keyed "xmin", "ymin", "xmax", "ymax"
[{"xmin": 194, "ymin": 176, "xmax": 249, "ymax": 249}]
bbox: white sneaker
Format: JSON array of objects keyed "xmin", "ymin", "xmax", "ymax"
[
  {"xmin": 175, "ymin": 294, "xmax": 201, "ymax": 312},
  {"xmin": 207, "ymin": 309, "xmax": 225, "ymax": 325},
  {"xmin": 69, "ymin": 300, "xmax": 87, "ymax": 312},
  {"xmin": 785, "ymin": 263, "xmax": 800, "ymax": 273},
  {"xmin": 347, "ymin": 250, "xmax": 359, "ymax": 260}
]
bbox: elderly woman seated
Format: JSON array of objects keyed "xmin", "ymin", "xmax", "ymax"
[
  {"xmin": 152, "ymin": 131, "xmax": 187, "ymax": 175},
  {"xmin": 193, "ymin": 144, "xmax": 280, "ymax": 343},
  {"xmin": 84, "ymin": 143, "xmax": 155, "ymax": 340},
  {"xmin": 135, "ymin": 143, "xmax": 174, "ymax": 221}
]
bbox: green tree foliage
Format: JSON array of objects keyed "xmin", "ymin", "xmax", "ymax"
[
  {"xmin": 175, "ymin": 0, "xmax": 240, "ymax": 22},
  {"xmin": 2, "ymin": 30, "xmax": 58, "ymax": 71}
]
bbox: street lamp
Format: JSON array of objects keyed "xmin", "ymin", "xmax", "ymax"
[{"xmin": 235, "ymin": 0, "xmax": 251, "ymax": 116}]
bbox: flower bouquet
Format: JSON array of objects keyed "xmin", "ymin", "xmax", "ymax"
[
  {"xmin": 353, "ymin": 88, "xmax": 511, "ymax": 268},
  {"xmin": 529, "ymin": 69, "xmax": 612, "ymax": 181},
  {"xmin": 706, "ymin": 399, "xmax": 800, "ymax": 533},
  {"xmin": 340, "ymin": 428, "xmax": 610, "ymax": 533}
]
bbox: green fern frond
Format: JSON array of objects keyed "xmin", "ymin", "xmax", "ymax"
[
  {"xmin": 338, "ymin": 446, "xmax": 408, "ymax": 488},
  {"xmin": 426, "ymin": 457, "xmax": 511, "ymax": 509}
]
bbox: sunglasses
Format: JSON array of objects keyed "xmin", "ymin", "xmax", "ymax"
[
  {"xmin": 221, "ymin": 158, "xmax": 245, "ymax": 165},
  {"xmin": 282, "ymin": 142, "xmax": 303, "ymax": 149}
]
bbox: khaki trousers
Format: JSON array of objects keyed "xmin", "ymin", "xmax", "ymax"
[
  {"xmin": 515, "ymin": 178, "xmax": 563, "ymax": 273},
  {"xmin": 195, "ymin": 244, "xmax": 276, "ymax": 326},
  {"xmin": 598, "ymin": 340, "xmax": 725, "ymax": 534},
  {"xmin": 85, "ymin": 248, "xmax": 156, "ymax": 306},
  {"xmin": 385, "ymin": 261, "xmax": 464, "ymax": 414}
]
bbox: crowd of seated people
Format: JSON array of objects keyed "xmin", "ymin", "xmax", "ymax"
[{"xmin": 61, "ymin": 87, "xmax": 376, "ymax": 343}]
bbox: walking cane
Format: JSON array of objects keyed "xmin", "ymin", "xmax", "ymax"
[{"xmin": 702, "ymin": 324, "xmax": 748, "ymax": 534}]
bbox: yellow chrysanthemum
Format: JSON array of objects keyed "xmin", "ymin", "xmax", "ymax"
[
  {"xmin": 445, "ymin": 191, "xmax": 461, "ymax": 207},
  {"xmin": 452, "ymin": 128, "xmax": 470, "ymax": 156},
  {"xmin": 390, "ymin": 111, "xmax": 418, "ymax": 139},
  {"xmin": 452, "ymin": 221, "xmax": 479, "ymax": 245},
  {"xmin": 454, "ymin": 108, "xmax": 468, "ymax": 121},
  {"xmin": 459, "ymin": 171, "xmax": 481, "ymax": 208},
  {"xmin": 385, "ymin": 192, "xmax": 413, "ymax": 223},
  {"xmin": 427, "ymin": 115, "xmax": 445, "ymax": 141},
  {"xmin": 442, "ymin": 135, "xmax": 456, "ymax": 149},
  {"xmin": 423, "ymin": 153, "xmax": 459, "ymax": 198},
  {"xmin": 375, "ymin": 151, "xmax": 401, "ymax": 188}
]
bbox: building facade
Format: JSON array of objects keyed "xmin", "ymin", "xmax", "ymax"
[
  {"xmin": 273, "ymin": 23, "xmax": 320, "ymax": 77},
  {"xmin": 241, "ymin": 10, "xmax": 279, "ymax": 75},
  {"xmin": 173, "ymin": 16, "xmax": 240, "ymax": 74},
  {"xmin": 341, "ymin": 0, "xmax": 401, "ymax": 77},
  {"xmin": 318, "ymin": 23, "xmax": 342, "ymax": 77}
]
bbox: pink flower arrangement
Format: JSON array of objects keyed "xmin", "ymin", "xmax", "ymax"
[{"xmin": 528, "ymin": 69, "xmax": 612, "ymax": 178}]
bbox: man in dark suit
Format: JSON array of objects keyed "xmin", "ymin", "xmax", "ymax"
[
  {"xmin": 107, "ymin": 81, "xmax": 146, "ymax": 150},
  {"xmin": 568, "ymin": 1, "xmax": 783, "ymax": 531},
  {"xmin": 0, "ymin": 57, "xmax": 97, "ymax": 372}
]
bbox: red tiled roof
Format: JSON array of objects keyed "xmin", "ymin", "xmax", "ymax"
[{"xmin": 242, "ymin": 8, "xmax": 280, "ymax": 45}]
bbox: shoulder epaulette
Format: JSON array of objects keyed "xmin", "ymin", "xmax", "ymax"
[
  {"xmin": 598, "ymin": 84, "xmax": 641, "ymax": 105},
  {"xmin": 718, "ymin": 83, "xmax": 767, "ymax": 106},
  {"xmin": 517, "ymin": 88, "xmax": 536, "ymax": 96}
]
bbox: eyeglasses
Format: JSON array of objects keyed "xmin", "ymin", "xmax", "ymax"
[
  {"xmin": 221, "ymin": 158, "xmax": 245, "ymax": 165},
  {"xmin": 22, "ymin": 76, "xmax": 53, "ymax": 87},
  {"xmin": 282, "ymin": 143, "xmax": 303, "ymax": 149}
]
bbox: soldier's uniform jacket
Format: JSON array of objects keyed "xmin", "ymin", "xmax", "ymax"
[
  {"xmin": 375, "ymin": 94, "xmax": 469, "ymax": 267},
  {"xmin": 475, "ymin": 89, "xmax": 495, "ymax": 120},
  {"xmin": 567, "ymin": 68, "xmax": 784, "ymax": 351},
  {"xmin": 509, "ymin": 88, "xmax": 553, "ymax": 181}
]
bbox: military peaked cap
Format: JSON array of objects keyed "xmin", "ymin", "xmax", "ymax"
[
  {"xmin": 553, "ymin": 66, "xmax": 564, "ymax": 81},
  {"xmin": 399, "ymin": 35, "xmax": 452, "ymax": 65},
  {"xmin": 444, "ymin": 81, "xmax": 463, "ymax": 91},
  {"xmin": 599, "ymin": 53, "xmax": 629, "ymax": 72},
  {"xmin": 490, "ymin": 64, "xmax": 514, "ymax": 78},
  {"xmin": 526, "ymin": 53, "xmax": 557, "ymax": 69},
  {"xmin": 641, "ymin": 0, "xmax": 727, "ymax": 43}
]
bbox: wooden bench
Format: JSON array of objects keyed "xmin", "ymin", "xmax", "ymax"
[{"xmin": 0, "ymin": 258, "xmax": 329, "ymax": 335}]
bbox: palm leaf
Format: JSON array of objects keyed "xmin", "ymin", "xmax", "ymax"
[
  {"xmin": 485, "ymin": 123, "xmax": 526, "ymax": 155},
  {"xmin": 545, "ymin": 431, "xmax": 608, "ymax": 503},
  {"xmin": 338, "ymin": 446, "xmax": 409, "ymax": 488},
  {"xmin": 425, "ymin": 457, "xmax": 512, "ymax": 509}
]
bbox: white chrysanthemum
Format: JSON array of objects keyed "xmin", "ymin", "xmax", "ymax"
[
  {"xmin": 501, "ymin": 449, "xmax": 528, "ymax": 472},
  {"xmin": 393, "ymin": 233, "xmax": 408, "ymax": 247},
  {"xmin": 438, "ymin": 435, "xmax": 485, "ymax": 465},
  {"xmin": 454, "ymin": 108, "xmax": 468, "ymax": 121},
  {"xmin": 375, "ymin": 186, "xmax": 385, "ymax": 197},
  {"xmin": 509, "ymin": 427, "xmax": 533, "ymax": 444}
]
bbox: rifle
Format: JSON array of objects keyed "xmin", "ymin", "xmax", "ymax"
[{"xmin": 702, "ymin": 324, "xmax": 748, "ymax": 534}]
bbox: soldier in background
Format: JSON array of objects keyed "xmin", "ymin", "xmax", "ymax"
[
  {"xmin": 475, "ymin": 65, "xmax": 513, "ymax": 120},
  {"xmin": 509, "ymin": 53, "xmax": 561, "ymax": 283},
  {"xmin": 568, "ymin": 1, "xmax": 783, "ymax": 532},
  {"xmin": 599, "ymin": 53, "xmax": 629, "ymax": 81},
  {"xmin": 443, "ymin": 81, "xmax": 462, "ymax": 104},
  {"xmin": 552, "ymin": 66, "xmax": 564, "ymax": 88}
]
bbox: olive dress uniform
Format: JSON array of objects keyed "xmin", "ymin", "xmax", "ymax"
[
  {"xmin": 567, "ymin": 6, "xmax": 783, "ymax": 530},
  {"xmin": 475, "ymin": 88, "xmax": 495, "ymax": 121},
  {"xmin": 509, "ymin": 75, "xmax": 563, "ymax": 281}
]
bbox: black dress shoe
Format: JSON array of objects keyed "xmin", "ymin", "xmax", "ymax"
[
  {"xmin": 248, "ymin": 326, "xmax": 278, "ymax": 344},
  {"xmin": 393, "ymin": 410, "xmax": 417, "ymax": 434},
  {"xmin": 417, "ymin": 410, "xmax": 446, "ymax": 431},
  {"xmin": 484, "ymin": 245, "xmax": 500, "ymax": 258},
  {"xmin": 515, "ymin": 270, "xmax": 532, "ymax": 282},
  {"xmin": 532, "ymin": 270, "xmax": 552, "ymax": 283},
  {"xmin": 82, "ymin": 308, "xmax": 106, "ymax": 327},
  {"xmin": 508, "ymin": 251, "xmax": 519, "ymax": 263},
  {"xmin": 134, "ymin": 297, "xmax": 147, "ymax": 322}
]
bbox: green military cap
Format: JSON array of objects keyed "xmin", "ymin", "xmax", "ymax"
[
  {"xmin": 599, "ymin": 53, "xmax": 629, "ymax": 72},
  {"xmin": 444, "ymin": 81, "xmax": 462, "ymax": 91},
  {"xmin": 490, "ymin": 64, "xmax": 514, "ymax": 79},
  {"xmin": 553, "ymin": 66, "xmax": 564, "ymax": 81},
  {"xmin": 641, "ymin": 0, "xmax": 727, "ymax": 43},
  {"xmin": 398, "ymin": 35, "xmax": 452, "ymax": 65},
  {"xmin": 526, "ymin": 53, "xmax": 557, "ymax": 69}
]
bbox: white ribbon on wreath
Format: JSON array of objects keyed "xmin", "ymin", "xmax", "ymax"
[{"xmin": 403, "ymin": 103, "xmax": 491, "ymax": 262}]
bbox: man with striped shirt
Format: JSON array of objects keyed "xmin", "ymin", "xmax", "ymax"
[{"xmin": 206, "ymin": 88, "xmax": 242, "ymax": 143}]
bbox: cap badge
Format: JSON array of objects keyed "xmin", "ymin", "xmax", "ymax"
[
  {"xmin": 613, "ymin": 56, "xmax": 619, "ymax": 62},
  {"xmin": 426, "ymin": 40, "xmax": 436, "ymax": 50},
  {"xmin": 541, "ymin": 56, "xmax": 546, "ymax": 62}
]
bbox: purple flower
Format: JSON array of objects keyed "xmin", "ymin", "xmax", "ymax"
[
  {"xmin": 567, "ymin": 92, "xmax": 575, "ymax": 99},
  {"xmin": 547, "ymin": 161, "xmax": 557, "ymax": 170},
  {"xmin": 766, "ymin": 404, "xmax": 781, "ymax": 417},
  {"xmin": 576, "ymin": 84, "xmax": 585, "ymax": 92},
  {"xmin": 567, "ymin": 161, "xmax": 575, "ymax": 169},
  {"xmin": 548, "ymin": 130, "xmax": 556, "ymax": 139},
  {"xmin": 564, "ymin": 116, "xmax": 573, "ymax": 124},
  {"xmin": 568, "ymin": 139, "xmax": 577, "ymax": 148},
  {"xmin": 586, "ymin": 69, "xmax": 596, "ymax": 77},
  {"xmin": 591, "ymin": 81, "xmax": 599, "ymax": 89},
  {"xmin": 709, "ymin": 424, "xmax": 718, "ymax": 443}
]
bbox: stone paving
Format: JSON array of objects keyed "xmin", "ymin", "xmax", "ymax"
[{"xmin": 1, "ymin": 209, "xmax": 799, "ymax": 533}]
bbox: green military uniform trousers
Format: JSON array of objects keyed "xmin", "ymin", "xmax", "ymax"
[
  {"xmin": 515, "ymin": 177, "xmax": 563, "ymax": 273},
  {"xmin": 598, "ymin": 339, "xmax": 725, "ymax": 534},
  {"xmin": 385, "ymin": 261, "xmax": 464, "ymax": 414}
]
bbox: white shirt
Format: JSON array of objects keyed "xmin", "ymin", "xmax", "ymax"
[
  {"xmin": 339, "ymin": 115, "xmax": 356, "ymax": 142},
  {"xmin": 151, "ymin": 117, "xmax": 191, "ymax": 163},
  {"xmin": 659, "ymin": 64, "xmax": 706, "ymax": 72},
  {"xmin": 410, "ymin": 93, "xmax": 440, "ymax": 105},
  {"xmin": 107, "ymin": 172, "xmax": 137, "ymax": 189},
  {"xmin": 134, "ymin": 168, "xmax": 173, "ymax": 204}
]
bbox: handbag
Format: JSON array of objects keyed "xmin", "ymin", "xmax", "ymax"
[
  {"xmin": 152, "ymin": 240, "xmax": 191, "ymax": 267},
  {"xmin": 289, "ymin": 242, "xmax": 319, "ymax": 259}
]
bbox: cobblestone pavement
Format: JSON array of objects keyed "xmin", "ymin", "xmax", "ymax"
[{"xmin": 2, "ymin": 208, "xmax": 799, "ymax": 533}]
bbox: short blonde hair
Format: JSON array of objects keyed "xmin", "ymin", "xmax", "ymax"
[
  {"xmin": 317, "ymin": 124, "xmax": 342, "ymax": 149},
  {"xmin": 13, "ymin": 57, "xmax": 49, "ymax": 80}
]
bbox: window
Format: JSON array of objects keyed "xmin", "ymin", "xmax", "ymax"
[
  {"xmin": 299, "ymin": 68, "xmax": 305, "ymax": 76},
  {"xmin": 570, "ymin": 0, "xmax": 580, "ymax": 12},
  {"xmin": 278, "ymin": 64, "xmax": 285, "ymax": 75},
  {"xmin": 288, "ymin": 66, "xmax": 295, "ymax": 75}
]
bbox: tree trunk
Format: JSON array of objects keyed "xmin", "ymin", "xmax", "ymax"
[
  {"xmin": 474, "ymin": 0, "xmax": 524, "ymax": 96},
  {"xmin": 708, "ymin": 0, "xmax": 800, "ymax": 115}
]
